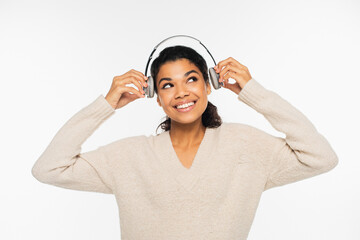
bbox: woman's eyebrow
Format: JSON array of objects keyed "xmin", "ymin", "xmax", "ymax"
[{"xmin": 158, "ymin": 70, "xmax": 199, "ymax": 86}]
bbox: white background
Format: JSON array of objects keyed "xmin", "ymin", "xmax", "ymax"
[{"xmin": 1, "ymin": 0, "xmax": 359, "ymax": 239}]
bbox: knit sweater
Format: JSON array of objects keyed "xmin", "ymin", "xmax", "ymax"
[{"xmin": 31, "ymin": 78, "xmax": 338, "ymax": 240}]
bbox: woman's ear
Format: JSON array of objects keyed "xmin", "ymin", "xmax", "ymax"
[
  {"xmin": 206, "ymin": 82, "xmax": 211, "ymax": 95},
  {"xmin": 157, "ymin": 96, "xmax": 162, "ymax": 107}
]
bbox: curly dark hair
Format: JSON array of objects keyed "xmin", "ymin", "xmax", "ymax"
[{"xmin": 151, "ymin": 45, "xmax": 222, "ymax": 134}]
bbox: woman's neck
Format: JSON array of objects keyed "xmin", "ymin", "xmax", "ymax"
[{"xmin": 169, "ymin": 120, "xmax": 206, "ymax": 148}]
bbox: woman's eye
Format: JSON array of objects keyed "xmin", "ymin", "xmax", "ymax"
[
  {"xmin": 162, "ymin": 83, "xmax": 173, "ymax": 89},
  {"xmin": 188, "ymin": 77, "xmax": 198, "ymax": 82},
  {"xmin": 161, "ymin": 77, "xmax": 198, "ymax": 89}
]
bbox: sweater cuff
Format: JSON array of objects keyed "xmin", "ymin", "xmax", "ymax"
[
  {"xmin": 237, "ymin": 78, "xmax": 269, "ymax": 110},
  {"xmin": 79, "ymin": 94, "xmax": 116, "ymax": 120}
]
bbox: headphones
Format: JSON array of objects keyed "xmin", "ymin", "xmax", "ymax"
[{"xmin": 142, "ymin": 34, "xmax": 223, "ymax": 98}]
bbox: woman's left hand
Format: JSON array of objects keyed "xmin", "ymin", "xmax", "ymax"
[{"xmin": 214, "ymin": 57, "xmax": 252, "ymax": 95}]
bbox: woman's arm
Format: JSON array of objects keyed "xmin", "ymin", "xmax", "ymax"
[
  {"xmin": 31, "ymin": 95, "xmax": 116, "ymax": 194},
  {"xmin": 237, "ymin": 78, "xmax": 339, "ymax": 191}
]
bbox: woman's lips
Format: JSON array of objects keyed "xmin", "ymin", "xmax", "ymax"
[{"xmin": 174, "ymin": 101, "xmax": 197, "ymax": 112}]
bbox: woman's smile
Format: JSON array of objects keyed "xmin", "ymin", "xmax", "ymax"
[{"xmin": 174, "ymin": 100, "xmax": 197, "ymax": 112}]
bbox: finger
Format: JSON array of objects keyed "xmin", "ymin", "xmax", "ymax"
[
  {"xmin": 222, "ymin": 80, "xmax": 237, "ymax": 91},
  {"xmin": 122, "ymin": 92, "xmax": 141, "ymax": 101},
  {"xmin": 215, "ymin": 57, "xmax": 246, "ymax": 72},
  {"xmin": 120, "ymin": 86, "xmax": 145, "ymax": 98},
  {"xmin": 129, "ymin": 76, "xmax": 146, "ymax": 94},
  {"xmin": 123, "ymin": 70, "xmax": 147, "ymax": 89},
  {"xmin": 215, "ymin": 57, "xmax": 235, "ymax": 72},
  {"xmin": 120, "ymin": 75, "xmax": 145, "ymax": 94},
  {"xmin": 218, "ymin": 64, "xmax": 243, "ymax": 82},
  {"xmin": 127, "ymin": 69, "xmax": 148, "ymax": 87},
  {"xmin": 223, "ymin": 71, "xmax": 240, "ymax": 84},
  {"xmin": 129, "ymin": 69, "xmax": 148, "ymax": 79}
]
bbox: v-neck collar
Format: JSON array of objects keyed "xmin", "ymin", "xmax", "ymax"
[{"xmin": 155, "ymin": 126, "xmax": 220, "ymax": 192}]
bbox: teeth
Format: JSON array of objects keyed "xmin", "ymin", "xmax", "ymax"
[{"xmin": 176, "ymin": 101, "xmax": 195, "ymax": 109}]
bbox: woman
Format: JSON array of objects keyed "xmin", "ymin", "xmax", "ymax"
[{"xmin": 32, "ymin": 45, "xmax": 339, "ymax": 240}]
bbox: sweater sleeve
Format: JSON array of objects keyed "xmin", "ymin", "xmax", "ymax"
[
  {"xmin": 237, "ymin": 78, "xmax": 339, "ymax": 191},
  {"xmin": 31, "ymin": 94, "xmax": 116, "ymax": 194}
]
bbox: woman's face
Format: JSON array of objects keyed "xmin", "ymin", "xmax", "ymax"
[{"xmin": 156, "ymin": 58, "xmax": 211, "ymax": 126}]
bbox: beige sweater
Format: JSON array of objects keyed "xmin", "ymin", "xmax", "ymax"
[{"xmin": 31, "ymin": 78, "xmax": 338, "ymax": 240}]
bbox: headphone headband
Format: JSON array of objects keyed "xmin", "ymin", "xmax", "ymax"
[{"xmin": 144, "ymin": 34, "xmax": 217, "ymax": 76}]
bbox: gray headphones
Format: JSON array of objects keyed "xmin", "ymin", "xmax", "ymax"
[{"xmin": 143, "ymin": 35, "xmax": 223, "ymax": 98}]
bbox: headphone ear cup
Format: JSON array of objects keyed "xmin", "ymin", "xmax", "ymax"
[
  {"xmin": 209, "ymin": 67, "xmax": 223, "ymax": 90},
  {"xmin": 143, "ymin": 76, "xmax": 155, "ymax": 98}
]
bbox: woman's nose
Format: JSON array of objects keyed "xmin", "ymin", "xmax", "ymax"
[{"xmin": 175, "ymin": 84, "xmax": 190, "ymax": 98}]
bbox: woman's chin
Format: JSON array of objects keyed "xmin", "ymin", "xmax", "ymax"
[{"xmin": 169, "ymin": 116, "xmax": 203, "ymax": 127}]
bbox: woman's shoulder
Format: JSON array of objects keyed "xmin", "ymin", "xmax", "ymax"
[
  {"xmin": 100, "ymin": 134, "xmax": 150, "ymax": 153},
  {"xmin": 221, "ymin": 122, "xmax": 278, "ymax": 141},
  {"xmin": 221, "ymin": 122, "xmax": 281, "ymax": 160},
  {"xmin": 221, "ymin": 121, "xmax": 263, "ymax": 133}
]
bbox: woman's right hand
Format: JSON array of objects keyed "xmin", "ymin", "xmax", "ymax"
[{"xmin": 105, "ymin": 69, "xmax": 148, "ymax": 110}]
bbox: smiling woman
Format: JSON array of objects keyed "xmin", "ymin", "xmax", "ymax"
[
  {"xmin": 31, "ymin": 41, "xmax": 338, "ymax": 240},
  {"xmin": 151, "ymin": 45, "xmax": 223, "ymax": 134}
]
